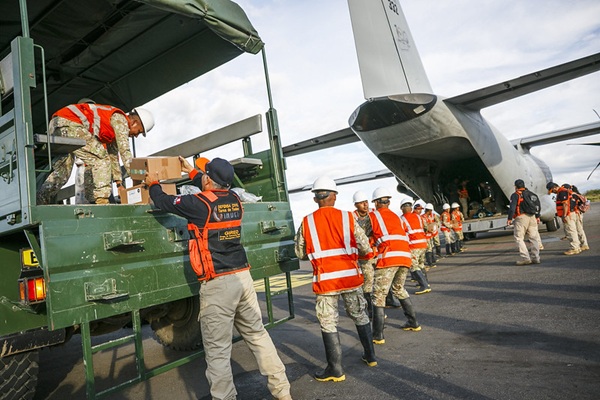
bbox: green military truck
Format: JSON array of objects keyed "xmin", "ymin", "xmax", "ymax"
[{"xmin": 0, "ymin": 1, "xmax": 299, "ymax": 398}]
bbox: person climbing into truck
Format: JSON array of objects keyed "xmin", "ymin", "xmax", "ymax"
[{"xmin": 37, "ymin": 103, "xmax": 154, "ymax": 204}]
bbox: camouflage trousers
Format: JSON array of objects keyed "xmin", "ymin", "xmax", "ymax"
[
  {"xmin": 453, "ymin": 229, "xmax": 464, "ymax": 241},
  {"xmin": 372, "ymin": 266, "xmax": 409, "ymax": 307},
  {"xmin": 410, "ymin": 248, "xmax": 426, "ymax": 272},
  {"xmin": 37, "ymin": 117, "xmax": 112, "ymax": 204},
  {"xmin": 316, "ymin": 287, "xmax": 369, "ymax": 333},
  {"xmin": 359, "ymin": 258, "xmax": 376, "ymax": 293},
  {"xmin": 442, "ymin": 229, "xmax": 455, "ymax": 244},
  {"xmin": 432, "ymin": 234, "xmax": 441, "ymax": 247}
]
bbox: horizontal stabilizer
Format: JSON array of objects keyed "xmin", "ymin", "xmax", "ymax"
[
  {"xmin": 511, "ymin": 121, "xmax": 600, "ymax": 150},
  {"xmin": 446, "ymin": 53, "xmax": 600, "ymax": 110},
  {"xmin": 282, "ymin": 128, "xmax": 358, "ymax": 157}
]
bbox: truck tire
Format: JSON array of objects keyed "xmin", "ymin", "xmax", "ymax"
[
  {"xmin": 151, "ymin": 296, "xmax": 203, "ymax": 351},
  {"xmin": 0, "ymin": 350, "xmax": 39, "ymax": 400},
  {"xmin": 545, "ymin": 217, "xmax": 560, "ymax": 232}
]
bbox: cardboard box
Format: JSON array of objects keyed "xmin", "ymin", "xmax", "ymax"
[
  {"xmin": 119, "ymin": 183, "xmax": 176, "ymax": 205},
  {"xmin": 129, "ymin": 157, "xmax": 182, "ymax": 181}
]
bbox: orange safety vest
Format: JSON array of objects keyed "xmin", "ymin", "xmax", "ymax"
[
  {"xmin": 440, "ymin": 210, "xmax": 452, "ymax": 232},
  {"xmin": 401, "ymin": 212, "xmax": 428, "ymax": 249},
  {"xmin": 513, "ymin": 188, "xmax": 526, "ymax": 217},
  {"xmin": 187, "ymin": 190, "xmax": 250, "ymax": 282},
  {"xmin": 459, "ymin": 188, "xmax": 469, "ymax": 199},
  {"xmin": 451, "ymin": 210, "xmax": 463, "ymax": 231},
  {"xmin": 369, "ymin": 208, "xmax": 411, "ymax": 269},
  {"xmin": 303, "ymin": 207, "xmax": 363, "ymax": 294},
  {"xmin": 422, "ymin": 212, "xmax": 439, "ymax": 239},
  {"xmin": 53, "ymin": 103, "xmax": 130, "ymax": 144},
  {"xmin": 555, "ymin": 187, "xmax": 572, "ymax": 217}
]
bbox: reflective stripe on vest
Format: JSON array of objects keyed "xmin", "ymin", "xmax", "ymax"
[
  {"xmin": 401, "ymin": 213, "xmax": 428, "ymax": 249},
  {"xmin": 369, "ymin": 209, "xmax": 411, "ymax": 268},
  {"xmin": 303, "ymin": 208, "xmax": 363, "ymax": 294}
]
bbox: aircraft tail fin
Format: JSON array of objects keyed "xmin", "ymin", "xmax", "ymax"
[{"xmin": 347, "ymin": 0, "xmax": 432, "ymax": 99}]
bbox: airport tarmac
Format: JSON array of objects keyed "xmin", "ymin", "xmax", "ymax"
[{"xmin": 35, "ymin": 206, "xmax": 600, "ymax": 400}]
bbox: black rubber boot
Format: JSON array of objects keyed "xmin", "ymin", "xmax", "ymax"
[
  {"xmin": 364, "ymin": 292, "xmax": 373, "ymax": 320},
  {"xmin": 451, "ymin": 242, "xmax": 458, "ymax": 255},
  {"xmin": 445, "ymin": 243, "xmax": 451, "ymax": 256},
  {"xmin": 372, "ymin": 306, "xmax": 386, "ymax": 344},
  {"xmin": 356, "ymin": 323, "xmax": 377, "ymax": 366},
  {"xmin": 315, "ymin": 331, "xmax": 346, "ymax": 382},
  {"xmin": 414, "ymin": 270, "xmax": 431, "ymax": 295},
  {"xmin": 425, "ymin": 251, "xmax": 433, "ymax": 268},
  {"xmin": 435, "ymin": 245, "xmax": 442, "ymax": 259},
  {"xmin": 385, "ymin": 290, "xmax": 402, "ymax": 308},
  {"xmin": 399, "ymin": 298, "xmax": 421, "ymax": 331}
]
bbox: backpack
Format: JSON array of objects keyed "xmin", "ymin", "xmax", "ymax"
[
  {"xmin": 572, "ymin": 192, "xmax": 591, "ymax": 213},
  {"xmin": 519, "ymin": 189, "xmax": 541, "ymax": 215}
]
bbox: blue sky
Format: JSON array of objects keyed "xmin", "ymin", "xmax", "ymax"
[{"xmin": 135, "ymin": 0, "xmax": 600, "ymax": 226}]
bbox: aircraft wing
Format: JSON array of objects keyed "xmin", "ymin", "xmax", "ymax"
[
  {"xmin": 510, "ymin": 121, "xmax": 600, "ymax": 150},
  {"xmin": 282, "ymin": 127, "xmax": 358, "ymax": 157},
  {"xmin": 288, "ymin": 169, "xmax": 393, "ymax": 194},
  {"xmin": 445, "ymin": 53, "xmax": 600, "ymax": 111}
]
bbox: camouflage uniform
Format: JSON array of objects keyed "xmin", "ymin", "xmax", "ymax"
[
  {"xmin": 409, "ymin": 248, "xmax": 427, "ymax": 273},
  {"xmin": 371, "ymin": 266, "xmax": 409, "ymax": 307},
  {"xmin": 294, "ymin": 222, "xmax": 370, "ymax": 333},
  {"xmin": 37, "ymin": 113, "xmax": 133, "ymax": 204},
  {"xmin": 353, "ymin": 211, "xmax": 376, "ymax": 293}
]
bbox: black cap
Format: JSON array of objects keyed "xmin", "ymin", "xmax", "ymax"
[
  {"xmin": 205, "ymin": 158, "xmax": 234, "ymax": 187},
  {"xmin": 546, "ymin": 182, "xmax": 557, "ymax": 190},
  {"xmin": 514, "ymin": 179, "xmax": 525, "ymax": 189},
  {"xmin": 561, "ymin": 183, "xmax": 571, "ymax": 189}
]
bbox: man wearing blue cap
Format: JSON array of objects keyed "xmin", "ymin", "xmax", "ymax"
[{"xmin": 146, "ymin": 156, "xmax": 292, "ymax": 400}]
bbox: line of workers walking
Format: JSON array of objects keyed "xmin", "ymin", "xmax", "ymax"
[
  {"xmin": 294, "ymin": 177, "xmax": 467, "ymax": 383},
  {"xmin": 294, "ymin": 176, "xmax": 591, "ymax": 386}
]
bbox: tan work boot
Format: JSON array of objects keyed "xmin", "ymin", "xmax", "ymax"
[
  {"xmin": 515, "ymin": 259, "xmax": 532, "ymax": 266},
  {"xmin": 564, "ymin": 249, "xmax": 580, "ymax": 255},
  {"xmin": 95, "ymin": 198, "xmax": 110, "ymax": 204},
  {"xmin": 581, "ymin": 245, "xmax": 590, "ymax": 251}
]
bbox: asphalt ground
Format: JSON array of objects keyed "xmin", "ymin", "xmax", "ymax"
[{"xmin": 35, "ymin": 205, "xmax": 600, "ymax": 400}]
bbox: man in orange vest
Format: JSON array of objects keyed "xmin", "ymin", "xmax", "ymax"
[
  {"xmin": 440, "ymin": 203, "xmax": 457, "ymax": 256},
  {"xmin": 400, "ymin": 197, "xmax": 431, "ymax": 295},
  {"xmin": 422, "ymin": 203, "xmax": 440, "ymax": 268},
  {"xmin": 148, "ymin": 157, "xmax": 292, "ymax": 400},
  {"xmin": 295, "ymin": 177, "xmax": 376, "ymax": 382},
  {"xmin": 367, "ymin": 188, "xmax": 422, "ymax": 345},
  {"xmin": 507, "ymin": 179, "xmax": 541, "ymax": 265},
  {"xmin": 37, "ymin": 103, "xmax": 154, "ymax": 204},
  {"xmin": 547, "ymin": 182, "xmax": 584, "ymax": 255},
  {"xmin": 451, "ymin": 202, "xmax": 466, "ymax": 252},
  {"xmin": 352, "ymin": 190, "xmax": 377, "ymax": 318}
]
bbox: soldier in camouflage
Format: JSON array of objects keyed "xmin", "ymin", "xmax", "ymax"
[
  {"xmin": 352, "ymin": 190, "xmax": 377, "ymax": 318},
  {"xmin": 295, "ymin": 177, "xmax": 376, "ymax": 382},
  {"xmin": 37, "ymin": 104, "xmax": 153, "ymax": 204}
]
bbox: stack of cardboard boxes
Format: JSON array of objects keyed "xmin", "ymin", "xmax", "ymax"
[{"xmin": 119, "ymin": 157, "xmax": 182, "ymax": 204}]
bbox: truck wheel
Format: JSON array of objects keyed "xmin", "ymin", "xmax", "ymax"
[
  {"xmin": 0, "ymin": 350, "xmax": 39, "ymax": 400},
  {"xmin": 151, "ymin": 296, "xmax": 203, "ymax": 351},
  {"xmin": 545, "ymin": 217, "xmax": 560, "ymax": 232}
]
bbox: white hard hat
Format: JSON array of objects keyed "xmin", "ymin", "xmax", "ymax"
[
  {"xmin": 77, "ymin": 97, "xmax": 96, "ymax": 104},
  {"xmin": 442, "ymin": 203, "xmax": 450, "ymax": 210},
  {"xmin": 131, "ymin": 108, "xmax": 155, "ymax": 136},
  {"xmin": 352, "ymin": 190, "xmax": 369, "ymax": 203},
  {"xmin": 425, "ymin": 203, "xmax": 434, "ymax": 210},
  {"xmin": 414, "ymin": 199, "xmax": 426, "ymax": 208},
  {"xmin": 312, "ymin": 176, "xmax": 338, "ymax": 193},
  {"xmin": 400, "ymin": 196, "xmax": 414, "ymax": 207},
  {"xmin": 372, "ymin": 187, "xmax": 393, "ymax": 202},
  {"xmin": 451, "ymin": 202, "xmax": 460, "ymax": 208}
]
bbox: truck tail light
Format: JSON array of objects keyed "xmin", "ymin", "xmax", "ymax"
[{"xmin": 18, "ymin": 277, "xmax": 46, "ymax": 304}]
